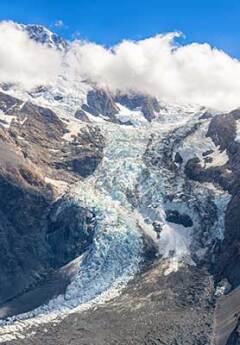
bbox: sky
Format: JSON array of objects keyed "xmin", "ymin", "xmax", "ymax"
[{"xmin": 0, "ymin": 0, "xmax": 239, "ymax": 57}]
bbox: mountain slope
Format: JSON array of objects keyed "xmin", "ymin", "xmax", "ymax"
[{"xmin": 0, "ymin": 24, "xmax": 239, "ymax": 345}]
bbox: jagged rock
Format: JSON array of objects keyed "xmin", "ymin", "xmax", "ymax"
[
  {"xmin": 174, "ymin": 151, "xmax": 183, "ymax": 164},
  {"xmin": 207, "ymin": 112, "xmax": 240, "ymax": 189},
  {"xmin": 207, "ymin": 113, "xmax": 237, "ymax": 151},
  {"xmin": 199, "ymin": 111, "xmax": 213, "ymax": 120},
  {"xmin": 214, "ymin": 287, "xmax": 240, "ymax": 345},
  {"xmin": 214, "ymin": 190, "xmax": 240, "ymax": 289},
  {"xmin": 166, "ymin": 210, "xmax": 193, "ymax": 228},
  {"xmin": 204, "ymin": 156, "xmax": 213, "ymax": 164},
  {"xmin": 0, "ymin": 92, "xmax": 105, "ymax": 182},
  {"xmin": 46, "ymin": 198, "xmax": 96, "ymax": 269},
  {"xmin": 55, "ymin": 155, "xmax": 103, "ymax": 178},
  {"xmin": 184, "ymin": 157, "xmax": 231, "ymax": 190},
  {"xmin": 23, "ymin": 24, "xmax": 69, "ymax": 51},
  {"xmin": 74, "ymin": 109, "xmax": 91, "ymax": 122},
  {"xmin": 0, "ymin": 91, "xmax": 23, "ymax": 114},
  {"xmin": 202, "ymin": 149, "xmax": 214, "ymax": 157},
  {"xmin": 184, "ymin": 157, "xmax": 203, "ymax": 180},
  {"xmin": 226, "ymin": 324, "xmax": 240, "ymax": 345},
  {"xmin": 54, "ymin": 126, "xmax": 105, "ymax": 178},
  {"xmin": 215, "ymin": 279, "xmax": 232, "ymax": 296},
  {"xmin": 0, "ymin": 92, "xmax": 105, "ymax": 308},
  {"xmin": 82, "ymin": 88, "xmax": 119, "ymax": 119},
  {"xmin": 115, "ymin": 93, "xmax": 160, "ymax": 121},
  {"xmin": 0, "ymin": 172, "xmax": 51, "ymax": 304}
]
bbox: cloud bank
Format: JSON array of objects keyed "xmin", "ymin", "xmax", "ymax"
[
  {"xmin": 0, "ymin": 21, "xmax": 61, "ymax": 88},
  {"xmin": 1, "ymin": 21, "xmax": 240, "ymax": 110},
  {"xmin": 66, "ymin": 33, "xmax": 240, "ymax": 111}
]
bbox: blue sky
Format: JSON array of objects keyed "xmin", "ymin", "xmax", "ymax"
[{"xmin": 1, "ymin": 0, "xmax": 240, "ymax": 57}]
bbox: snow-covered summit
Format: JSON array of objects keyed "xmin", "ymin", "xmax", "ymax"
[{"xmin": 20, "ymin": 24, "xmax": 69, "ymax": 51}]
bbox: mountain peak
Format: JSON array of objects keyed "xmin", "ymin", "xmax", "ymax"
[{"xmin": 21, "ymin": 23, "xmax": 68, "ymax": 51}]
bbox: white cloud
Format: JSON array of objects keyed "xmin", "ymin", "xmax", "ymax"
[
  {"xmin": 0, "ymin": 20, "xmax": 240, "ymax": 111},
  {"xmin": 65, "ymin": 33, "xmax": 240, "ymax": 111},
  {"xmin": 0, "ymin": 21, "xmax": 61, "ymax": 88}
]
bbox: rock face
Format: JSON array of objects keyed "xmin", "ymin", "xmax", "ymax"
[
  {"xmin": 46, "ymin": 199, "xmax": 96, "ymax": 269},
  {"xmin": 81, "ymin": 89, "xmax": 162, "ymax": 122},
  {"xmin": 22, "ymin": 24, "xmax": 69, "ymax": 51},
  {"xmin": 184, "ymin": 156, "xmax": 228, "ymax": 189},
  {"xmin": 54, "ymin": 126, "xmax": 105, "ymax": 178},
  {"xmin": 215, "ymin": 190, "xmax": 240, "ymax": 291},
  {"xmin": 74, "ymin": 109, "xmax": 90, "ymax": 122},
  {"xmin": 82, "ymin": 89, "xmax": 119, "ymax": 120},
  {"xmin": 115, "ymin": 93, "xmax": 160, "ymax": 121},
  {"xmin": 80, "ymin": 90, "xmax": 162, "ymax": 123},
  {"xmin": 0, "ymin": 91, "xmax": 104, "ymax": 308},
  {"xmin": 165, "ymin": 210, "xmax": 193, "ymax": 227},
  {"xmin": 0, "ymin": 172, "xmax": 51, "ymax": 304},
  {"xmin": 0, "ymin": 92, "xmax": 23, "ymax": 114},
  {"xmin": 178, "ymin": 110, "xmax": 240, "ymax": 292}
]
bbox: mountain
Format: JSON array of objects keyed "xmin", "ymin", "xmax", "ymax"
[
  {"xmin": 0, "ymin": 24, "xmax": 239, "ymax": 345},
  {"xmin": 21, "ymin": 24, "xmax": 69, "ymax": 51}
]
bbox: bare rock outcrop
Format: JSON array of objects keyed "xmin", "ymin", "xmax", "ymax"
[{"xmin": 0, "ymin": 91, "xmax": 104, "ymax": 309}]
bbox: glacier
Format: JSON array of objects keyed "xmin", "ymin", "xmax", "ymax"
[
  {"xmin": 0, "ymin": 95, "xmax": 232, "ymax": 344},
  {"xmin": 0, "ymin": 25, "xmax": 233, "ymax": 344}
]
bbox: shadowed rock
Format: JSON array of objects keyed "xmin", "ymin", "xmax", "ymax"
[
  {"xmin": 115, "ymin": 93, "xmax": 160, "ymax": 121},
  {"xmin": 166, "ymin": 210, "xmax": 193, "ymax": 228},
  {"xmin": 74, "ymin": 109, "xmax": 91, "ymax": 122},
  {"xmin": 0, "ymin": 92, "xmax": 104, "ymax": 309},
  {"xmin": 82, "ymin": 89, "xmax": 119, "ymax": 120}
]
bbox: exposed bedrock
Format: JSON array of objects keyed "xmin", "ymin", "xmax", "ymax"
[
  {"xmin": 74, "ymin": 109, "xmax": 91, "ymax": 123},
  {"xmin": 0, "ymin": 166, "xmax": 97, "ymax": 309},
  {"xmin": 213, "ymin": 189, "xmax": 240, "ymax": 290},
  {"xmin": 0, "ymin": 173, "xmax": 51, "ymax": 305},
  {"xmin": 184, "ymin": 157, "xmax": 232, "ymax": 191},
  {"xmin": 81, "ymin": 88, "xmax": 162, "ymax": 122},
  {"xmin": 0, "ymin": 92, "xmax": 104, "ymax": 312},
  {"xmin": 82, "ymin": 88, "xmax": 120, "ymax": 120},
  {"xmin": 185, "ymin": 111, "xmax": 240, "ymax": 193},
  {"xmin": 0, "ymin": 92, "xmax": 105, "ymax": 182},
  {"xmin": 165, "ymin": 209, "xmax": 193, "ymax": 228},
  {"xmin": 193, "ymin": 111, "xmax": 240, "ymax": 290},
  {"xmin": 45, "ymin": 198, "xmax": 96, "ymax": 269},
  {"xmin": 0, "ymin": 184, "xmax": 97, "ymax": 316},
  {"xmin": 115, "ymin": 92, "xmax": 161, "ymax": 121}
]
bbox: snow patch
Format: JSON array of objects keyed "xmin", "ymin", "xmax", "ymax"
[
  {"xmin": 159, "ymin": 222, "xmax": 193, "ymax": 265},
  {"xmin": 0, "ymin": 110, "xmax": 16, "ymax": 128},
  {"xmin": 177, "ymin": 121, "xmax": 229, "ymax": 168},
  {"xmin": 205, "ymin": 148, "xmax": 228, "ymax": 168},
  {"xmin": 115, "ymin": 103, "xmax": 148, "ymax": 126}
]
